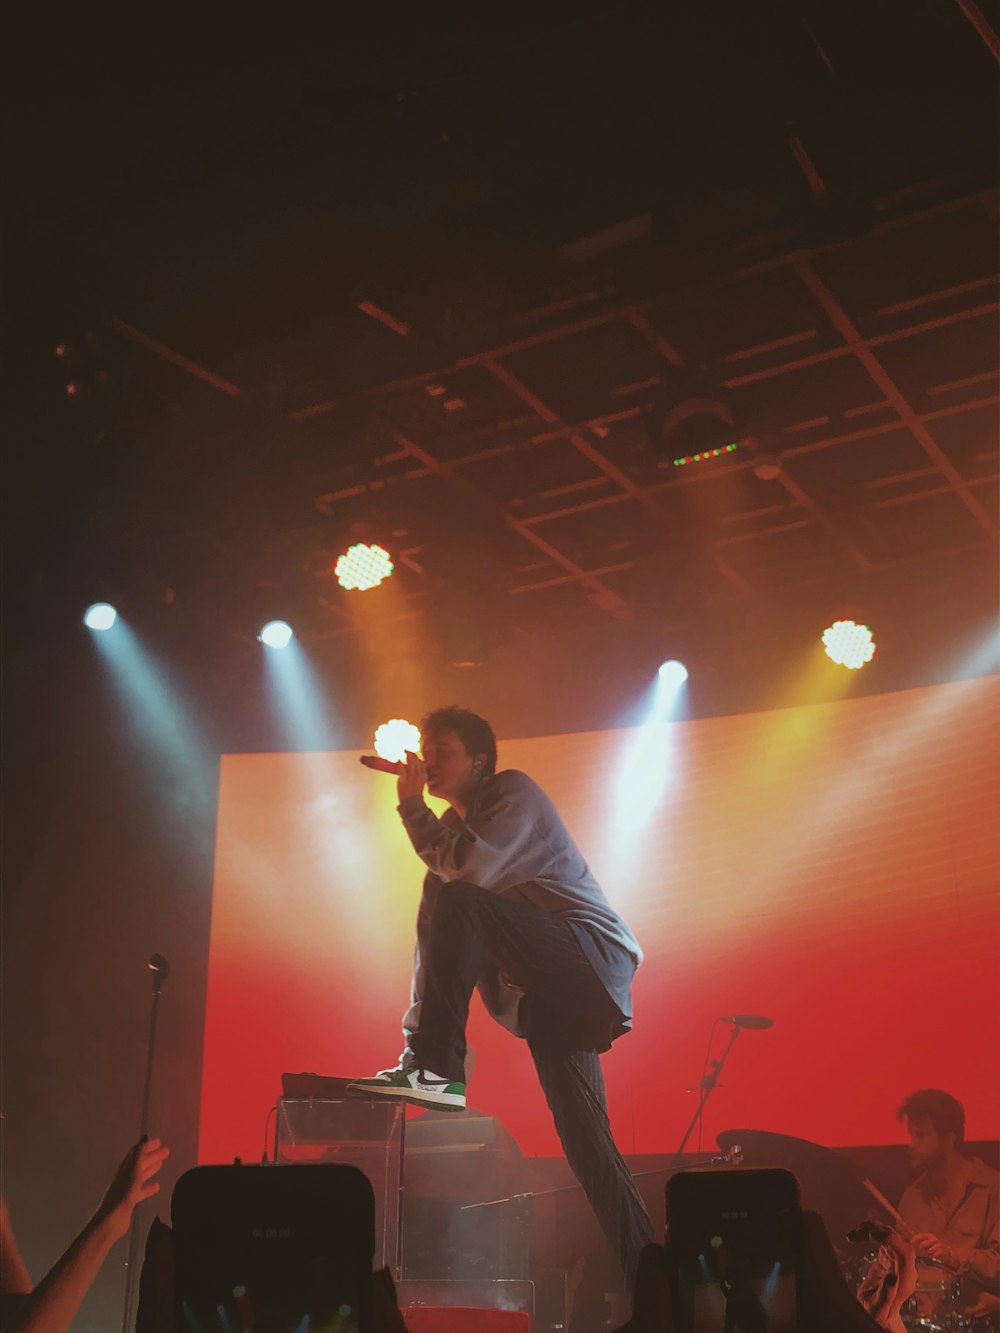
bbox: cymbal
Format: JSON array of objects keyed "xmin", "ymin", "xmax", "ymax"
[{"xmin": 716, "ymin": 1129, "xmax": 875, "ymax": 1245}]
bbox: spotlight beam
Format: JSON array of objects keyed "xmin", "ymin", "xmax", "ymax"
[
  {"xmin": 262, "ymin": 635, "xmax": 337, "ymax": 752},
  {"xmin": 88, "ymin": 617, "xmax": 212, "ymax": 808},
  {"xmin": 613, "ymin": 663, "xmax": 689, "ymax": 838}
]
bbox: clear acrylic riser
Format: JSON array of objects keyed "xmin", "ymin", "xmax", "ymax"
[{"xmin": 276, "ymin": 1097, "xmax": 404, "ymax": 1274}]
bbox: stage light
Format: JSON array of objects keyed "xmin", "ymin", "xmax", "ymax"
[
  {"xmin": 658, "ymin": 660, "xmax": 689, "ymax": 687},
  {"xmin": 84, "ymin": 602, "xmax": 118, "ymax": 631},
  {"xmin": 753, "ymin": 454, "xmax": 783, "ymax": 481},
  {"xmin": 259, "ymin": 620, "xmax": 293, "ymax": 649},
  {"xmin": 648, "ymin": 364, "xmax": 741, "ymax": 464},
  {"xmin": 822, "ymin": 620, "xmax": 876, "ymax": 670},
  {"xmin": 374, "ymin": 718, "xmax": 421, "ymax": 764},
  {"xmin": 335, "ymin": 542, "xmax": 394, "ymax": 591},
  {"xmin": 671, "ymin": 442, "xmax": 739, "ymax": 467}
]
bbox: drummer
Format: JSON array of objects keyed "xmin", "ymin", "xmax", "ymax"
[{"xmin": 896, "ymin": 1088, "xmax": 999, "ymax": 1323}]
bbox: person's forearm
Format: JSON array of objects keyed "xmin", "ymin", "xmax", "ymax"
[
  {"xmin": 7, "ymin": 1212, "xmax": 120, "ymax": 1333},
  {"xmin": 398, "ymin": 794, "xmax": 539, "ymax": 885},
  {"xmin": 964, "ymin": 1244, "xmax": 999, "ymax": 1287}
]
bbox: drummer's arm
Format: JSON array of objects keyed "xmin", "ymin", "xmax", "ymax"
[
  {"xmin": 961, "ymin": 1179, "xmax": 999, "ymax": 1289},
  {"xmin": 963, "ymin": 1227, "xmax": 999, "ymax": 1289},
  {"xmin": 910, "ymin": 1230, "xmax": 998, "ymax": 1281}
]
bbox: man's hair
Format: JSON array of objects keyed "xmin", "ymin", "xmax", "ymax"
[
  {"xmin": 896, "ymin": 1088, "xmax": 965, "ymax": 1144},
  {"xmin": 420, "ymin": 706, "xmax": 498, "ymax": 777}
]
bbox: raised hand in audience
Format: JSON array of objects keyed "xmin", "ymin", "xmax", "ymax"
[
  {"xmin": 855, "ymin": 1225, "xmax": 917, "ymax": 1332},
  {"xmin": 3, "ymin": 1137, "xmax": 169, "ymax": 1333},
  {"xmin": 95, "ymin": 1138, "xmax": 171, "ymax": 1242}
]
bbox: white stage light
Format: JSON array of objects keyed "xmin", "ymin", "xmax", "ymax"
[
  {"xmin": 259, "ymin": 620, "xmax": 293, "ymax": 649},
  {"xmin": 657, "ymin": 660, "xmax": 689, "ymax": 687},
  {"xmin": 84, "ymin": 602, "xmax": 118, "ymax": 631},
  {"xmin": 822, "ymin": 620, "xmax": 876, "ymax": 669},
  {"xmin": 335, "ymin": 543, "xmax": 394, "ymax": 591},
  {"xmin": 374, "ymin": 718, "xmax": 422, "ymax": 764}
]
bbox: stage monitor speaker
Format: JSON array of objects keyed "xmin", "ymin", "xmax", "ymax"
[{"xmin": 171, "ymin": 1163, "xmax": 374, "ymax": 1330}]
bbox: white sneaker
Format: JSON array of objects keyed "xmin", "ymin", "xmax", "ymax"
[{"xmin": 347, "ymin": 1066, "xmax": 466, "ymax": 1111}]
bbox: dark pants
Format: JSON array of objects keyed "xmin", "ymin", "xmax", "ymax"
[{"xmin": 408, "ymin": 879, "xmax": 654, "ymax": 1289}]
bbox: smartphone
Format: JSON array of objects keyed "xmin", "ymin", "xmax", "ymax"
[
  {"xmin": 171, "ymin": 1163, "xmax": 375, "ymax": 1332},
  {"xmin": 666, "ymin": 1167, "xmax": 802, "ymax": 1333}
]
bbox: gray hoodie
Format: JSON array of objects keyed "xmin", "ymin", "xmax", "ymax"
[{"xmin": 396, "ymin": 769, "xmax": 642, "ymax": 1059}]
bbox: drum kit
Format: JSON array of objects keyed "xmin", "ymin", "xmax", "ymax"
[{"xmin": 713, "ymin": 1130, "xmax": 997, "ymax": 1333}]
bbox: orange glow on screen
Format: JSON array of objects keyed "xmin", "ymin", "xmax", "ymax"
[{"xmin": 199, "ymin": 678, "xmax": 1000, "ymax": 1164}]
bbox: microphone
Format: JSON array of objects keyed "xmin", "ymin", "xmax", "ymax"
[
  {"xmin": 719, "ymin": 1013, "xmax": 774, "ymax": 1029},
  {"xmin": 360, "ymin": 755, "xmax": 400, "ymax": 775},
  {"xmin": 148, "ymin": 953, "xmax": 169, "ymax": 993},
  {"xmin": 148, "ymin": 953, "xmax": 169, "ymax": 980}
]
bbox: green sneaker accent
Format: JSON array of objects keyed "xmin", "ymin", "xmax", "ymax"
[{"xmin": 347, "ymin": 1066, "xmax": 467, "ymax": 1111}]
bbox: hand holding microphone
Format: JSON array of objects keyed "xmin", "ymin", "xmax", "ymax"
[{"xmin": 396, "ymin": 750, "xmax": 427, "ymax": 801}]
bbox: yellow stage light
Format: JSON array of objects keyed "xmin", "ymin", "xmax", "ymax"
[
  {"xmin": 335, "ymin": 543, "xmax": 394, "ymax": 591},
  {"xmin": 822, "ymin": 620, "xmax": 876, "ymax": 670}
]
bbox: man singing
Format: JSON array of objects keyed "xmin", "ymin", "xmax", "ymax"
[{"xmin": 349, "ymin": 705, "xmax": 654, "ymax": 1286}]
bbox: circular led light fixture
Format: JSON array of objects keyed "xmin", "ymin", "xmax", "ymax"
[
  {"xmin": 657, "ymin": 659, "xmax": 689, "ymax": 687},
  {"xmin": 374, "ymin": 718, "xmax": 421, "ymax": 764},
  {"xmin": 335, "ymin": 543, "xmax": 394, "ymax": 591},
  {"xmin": 83, "ymin": 602, "xmax": 118, "ymax": 631},
  {"xmin": 259, "ymin": 620, "xmax": 294, "ymax": 649},
  {"xmin": 822, "ymin": 619, "xmax": 876, "ymax": 669}
]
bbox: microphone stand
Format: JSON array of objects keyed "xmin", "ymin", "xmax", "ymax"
[
  {"xmin": 676, "ymin": 1021, "xmax": 741, "ymax": 1155},
  {"xmin": 121, "ymin": 953, "xmax": 169, "ymax": 1333}
]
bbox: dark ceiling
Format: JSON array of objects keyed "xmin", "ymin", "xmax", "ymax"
[{"xmin": 6, "ymin": 0, "xmax": 999, "ymax": 726}]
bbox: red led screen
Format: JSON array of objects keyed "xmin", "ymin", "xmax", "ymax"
[{"xmin": 199, "ymin": 678, "xmax": 1000, "ymax": 1163}]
